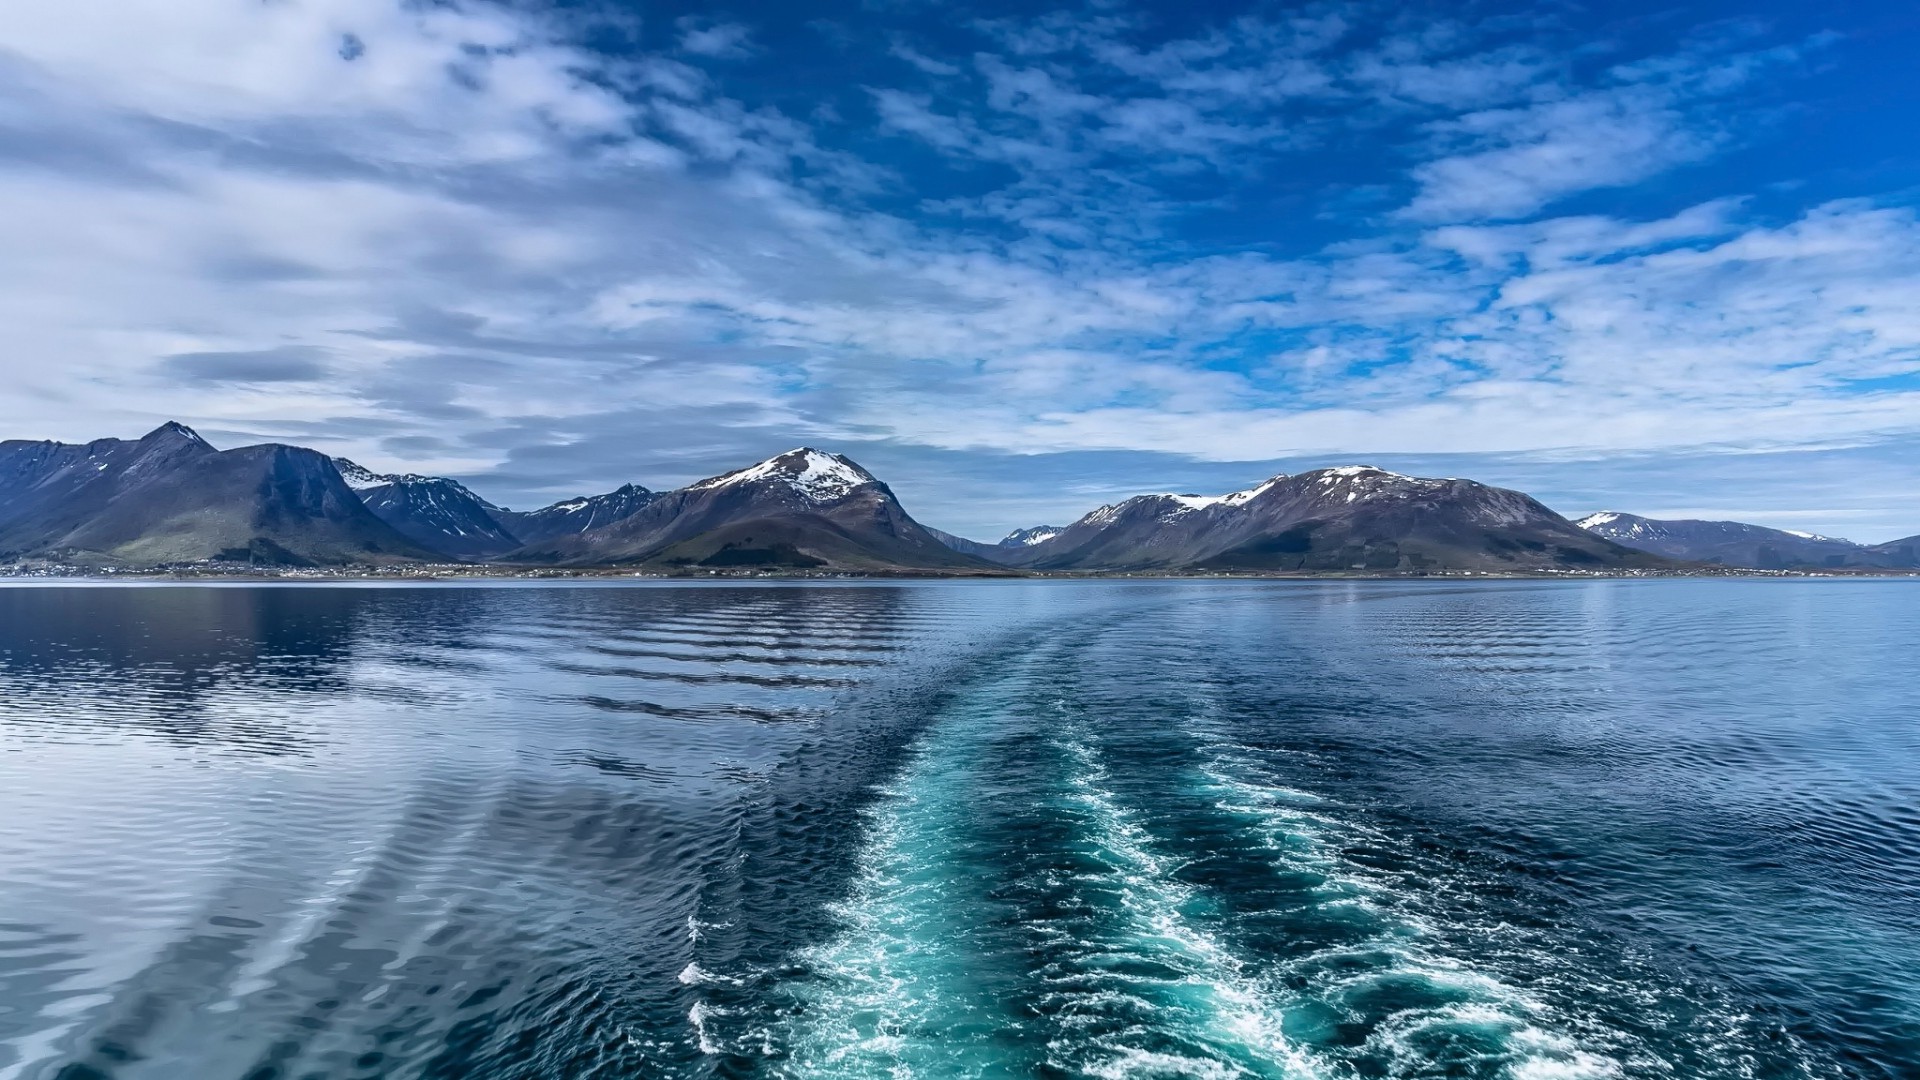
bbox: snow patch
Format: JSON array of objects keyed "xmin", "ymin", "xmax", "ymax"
[
  {"xmin": 1320, "ymin": 464, "xmax": 1393, "ymax": 480},
  {"xmin": 1781, "ymin": 529, "xmax": 1849, "ymax": 543},
  {"xmin": 1150, "ymin": 477, "xmax": 1284, "ymax": 517},
  {"xmin": 1001, "ymin": 526, "xmax": 1063, "ymax": 547},
  {"xmin": 333, "ymin": 458, "xmax": 391, "ymax": 492}
]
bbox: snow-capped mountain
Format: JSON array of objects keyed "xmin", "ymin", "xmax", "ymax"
[
  {"xmin": 509, "ymin": 447, "xmax": 992, "ymax": 571},
  {"xmin": 493, "ymin": 483, "xmax": 658, "ymax": 546},
  {"xmin": 0, "ymin": 424, "xmax": 432, "ymax": 565},
  {"xmin": 1573, "ymin": 511, "xmax": 1898, "ymax": 569},
  {"xmin": 687, "ymin": 448, "xmax": 875, "ymax": 502},
  {"xmin": 1002, "ymin": 465, "xmax": 1657, "ymax": 572},
  {"xmin": 1002, "ymin": 525, "xmax": 1064, "ymax": 547},
  {"xmin": 333, "ymin": 459, "xmax": 522, "ymax": 560}
]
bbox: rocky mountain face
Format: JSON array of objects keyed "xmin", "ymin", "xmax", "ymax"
[
  {"xmin": 510, "ymin": 448, "xmax": 994, "ymax": 571},
  {"xmin": 0, "ymin": 424, "xmax": 435, "ymax": 566},
  {"xmin": 1001, "ymin": 466, "xmax": 1661, "ymax": 573},
  {"xmin": 1576, "ymin": 512, "xmax": 1920, "ymax": 569},
  {"xmin": 491, "ymin": 484, "xmax": 658, "ymax": 546},
  {"xmin": 334, "ymin": 459, "xmax": 522, "ymax": 559}
]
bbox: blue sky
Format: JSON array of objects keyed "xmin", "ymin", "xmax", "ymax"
[{"xmin": 4, "ymin": 0, "xmax": 1920, "ymax": 541}]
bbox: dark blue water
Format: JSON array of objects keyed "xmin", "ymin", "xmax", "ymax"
[{"xmin": 0, "ymin": 580, "xmax": 1914, "ymax": 1079}]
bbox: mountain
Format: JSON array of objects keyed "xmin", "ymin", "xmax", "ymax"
[
  {"xmin": 923, "ymin": 526, "xmax": 1005, "ymax": 561},
  {"xmin": 927, "ymin": 523, "xmax": 1070, "ymax": 564},
  {"xmin": 1576, "ymin": 512, "xmax": 1920, "ymax": 570},
  {"xmin": 508, "ymin": 448, "xmax": 996, "ymax": 571},
  {"xmin": 491, "ymin": 484, "xmax": 658, "ymax": 546},
  {"xmin": 1869, "ymin": 534, "xmax": 1920, "ymax": 566},
  {"xmin": 7, "ymin": 423, "xmax": 1904, "ymax": 576},
  {"xmin": 1003, "ymin": 466, "xmax": 1662, "ymax": 573},
  {"xmin": 0, "ymin": 423, "xmax": 436, "ymax": 566},
  {"xmin": 1002, "ymin": 525, "xmax": 1065, "ymax": 548},
  {"xmin": 334, "ymin": 459, "xmax": 522, "ymax": 560}
]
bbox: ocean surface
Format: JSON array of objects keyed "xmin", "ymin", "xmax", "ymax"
[{"xmin": 0, "ymin": 579, "xmax": 1915, "ymax": 1080}]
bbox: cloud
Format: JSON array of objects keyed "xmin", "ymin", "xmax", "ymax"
[
  {"xmin": 677, "ymin": 19, "xmax": 756, "ymax": 60},
  {"xmin": 889, "ymin": 42, "xmax": 960, "ymax": 77},
  {"xmin": 1400, "ymin": 88, "xmax": 1716, "ymax": 222},
  {"xmin": 1399, "ymin": 36, "xmax": 1822, "ymax": 222},
  {"xmin": 158, "ymin": 346, "xmax": 332, "ymax": 384}
]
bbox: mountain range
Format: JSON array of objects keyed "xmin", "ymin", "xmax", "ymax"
[
  {"xmin": 1574, "ymin": 512, "xmax": 1920, "ymax": 570},
  {"xmin": 1, "ymin": 423, "xmax": 1914, "ymax": 574}
]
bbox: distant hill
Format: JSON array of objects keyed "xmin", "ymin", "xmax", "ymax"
[
  {"xmin": 1870, "ymin": 534, "xmax": 1920, "ymax": 566},
  {"xmin": 1575, "ymin": 512, "xmax": 1919, "ymax": 570}
]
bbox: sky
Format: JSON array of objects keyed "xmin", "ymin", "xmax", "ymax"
[{"xmin": 4, "ymin": 0, "xmax": 1920, "ymax": 542}]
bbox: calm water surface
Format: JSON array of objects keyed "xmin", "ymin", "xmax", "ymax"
[{"xmin": 0, "ymin": 579, "xmax": 1914, "ymax": 1079}]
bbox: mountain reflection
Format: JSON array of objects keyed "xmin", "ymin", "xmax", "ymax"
[{"xmin": 0, "ymin": 586, "xmax": 382, "ymax": 755}]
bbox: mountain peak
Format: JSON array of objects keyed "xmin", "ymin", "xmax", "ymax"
[
  {"xmin": 688, "ymin": 447, "xmax": 877, "ymax": 502},
  {"xmin": 1001, "ymin": 525, "xmax": 1064, "ymax": 547},
  {"xmin": 144, "ymin": 421, "xmax": 210, "ymax": 448},
  {"xmin": 333, "ymin": 457, "xmax": 389, "ymax": 491},
  {"xmin": 1307, "ymin": 464, "xmax": 1444, "ymax": 484}
]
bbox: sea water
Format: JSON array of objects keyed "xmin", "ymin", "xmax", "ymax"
[{"xmin": 0, "ymin": 579, "xmax": 1913, "ymax": 1078}]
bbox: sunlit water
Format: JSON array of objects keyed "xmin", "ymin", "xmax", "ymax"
[{"xmin": 0, "ymin": 579, "xmax": 1914, "ymax": 1079}]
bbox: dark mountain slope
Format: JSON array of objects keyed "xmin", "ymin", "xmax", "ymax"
[
  {"xmin": 1868, "ymin": 534, "xmax": 1920, "ymax": 567},
  {"xmin": 923, "ymin": 527, "xmax": 1007, "ymax": 561},
  {"xmin": 0, "ymin": 424, "xmax": 435, "ymax": 566},
  {"xmin": 0, "ymin": 422, "xmax": 215, "ymax": 550}
]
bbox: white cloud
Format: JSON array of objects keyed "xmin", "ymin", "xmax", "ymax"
[
  {"xmin": 1399, "ymin": 36, "xmax": 1821, "ymax": 222},
  {"xmin": 677, "ymin": 19, "xmax": 756, "ymax": 60},
  {"xmin": 1401, "ymin": 88, "xmax": 1716, "ymax": 222}
]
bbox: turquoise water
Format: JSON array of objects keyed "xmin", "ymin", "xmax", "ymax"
[{"xmin": 0, "ymin": 580, "xmax": 1914, "ymax": 1078}]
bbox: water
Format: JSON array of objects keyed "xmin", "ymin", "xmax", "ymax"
[{"xmin": 0, "ymin": 579, "xmax": 1914, "ymax": 1079}]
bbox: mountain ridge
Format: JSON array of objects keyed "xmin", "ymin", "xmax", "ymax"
[
  {"xmin": 985, "ymin": 465, "xmax": 1661, "ymax": 573},
  {"xmin": 4, "ymin": 423, "xmax": 1914, "ymax": 574},
  {"xmin": 1575, "ymin": 511, "xmax": 1920, "ymax": 570}
]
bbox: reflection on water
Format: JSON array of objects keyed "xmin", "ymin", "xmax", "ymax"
[{"xmin": 0, "ymin": 580, "xmax": 1915, "ymax": 1079}]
